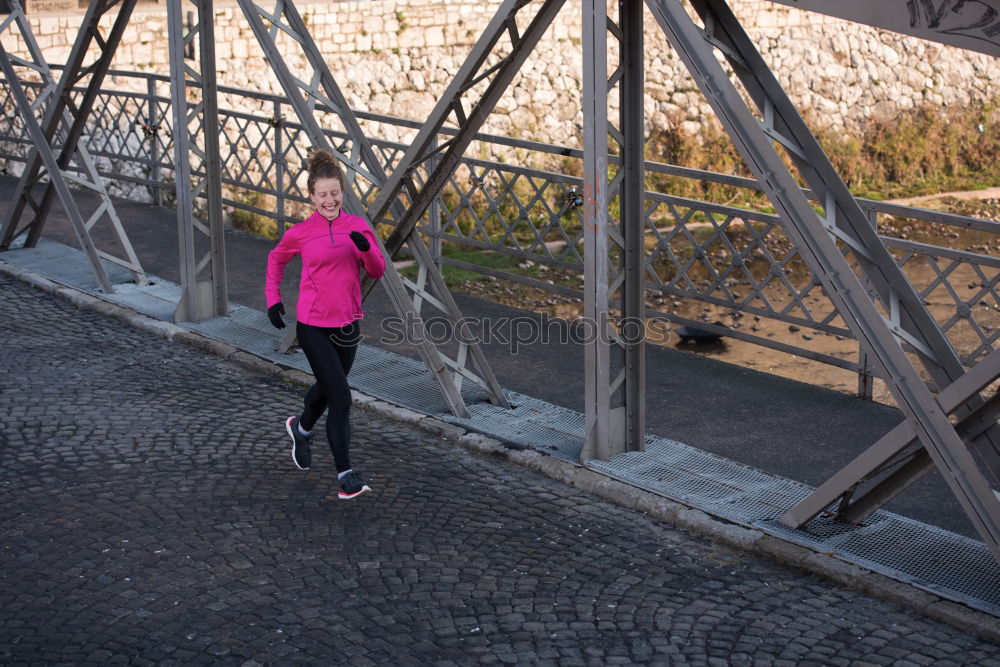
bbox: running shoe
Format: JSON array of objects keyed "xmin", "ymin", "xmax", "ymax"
[
  {"xmin": 285, "ymin": 416, "xmax": 312, "ymax": 470},
  {"xmin": 338, "ymin": 470, "xmax": 371, "ymax": 500}
]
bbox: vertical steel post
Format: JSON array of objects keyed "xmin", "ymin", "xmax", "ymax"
[
  {"xmin": 620, "ymin": 0, "xmax": 646, "ymax": 453},
  {"xmin": 167, "ymin": 0, "xmax": 228, "ymax": 322},
  {"xmin": 199, "ymin": 0, "xmax": 228, "ymax": 317},
  {"xmin": 581, "ymin": 0, "xmax": 646, "ymax": 461},
  {"xmin": 581, "ymin": 0, "xmax": 612, "ymax": 460},
  {"xmin": 146, "ymin": 75, "xmax": 162, "ymax": 207},
  {"xmin": 167, "ymin": 0, "xmax": 197, "ymax": 320}
]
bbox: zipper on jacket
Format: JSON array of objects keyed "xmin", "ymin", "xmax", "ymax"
[{"xmin": 327, "ymin": 211, "xmax": 344, "ymax": 246}]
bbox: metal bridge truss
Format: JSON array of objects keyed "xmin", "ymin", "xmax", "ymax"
[
  {"xmin": 377, "ymin": 0, "xmax": 999, "ymax": 557},
  {"xmin": 1, "ymin": 0, "xmax": 998, "ymax": 560},
  {"xmin": 4, "ymin": 69, "xmax": 994, "ymax": 396},
  {"xmin": 0, "ymin": 0, "xmax": 145, "ymax": 291},
  {"xmin": 235, "ymin": 0, "xmax": 510, "ymax": 417},
  {"xmin": 311, "ymin": 0, "xmax": 1000, "ymax": 559},
  {"xmin": 0, "ymin": 0, "xmax": 227, "ymax": 321},
  {"xmin": 641, "ymin": 0, "xmax": 1000, "ymax": 560}
]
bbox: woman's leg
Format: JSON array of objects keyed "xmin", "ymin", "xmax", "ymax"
[
  {"xmin": 296, "ymin": 322, "xmax": 329, "ymax": 433},
  {"xmin": 295, "ymin": 321, "xmax": 359, "ymax": 473}
]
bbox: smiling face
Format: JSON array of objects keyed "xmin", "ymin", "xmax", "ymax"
[{"xmin": 310, "ymin": 176, "xmax": 343, "ymax": 220}]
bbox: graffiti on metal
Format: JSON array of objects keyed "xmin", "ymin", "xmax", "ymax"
[{"xmin": 766, "ymin": 0, "xmax": 1000, "ymax": 57}]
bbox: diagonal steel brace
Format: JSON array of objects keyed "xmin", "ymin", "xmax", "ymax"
[
  {"xmin": 0, "ymin": 0, "xmax": 145, "ymax": 289},
  {"xmin": 1, "ymin": 0, "xmax": 139, "ymax": 255},
  {"xmin": 365, "ymin": 0, "xmax": 567, "ymax": 270},
  {"xmin": 237, "ymin": 0, "xmax": 514, "ymax": 415},
  {"xmin": 781, "ymin": 347, "xmax": 1000, "ymax": 527},
  {"xmin": 683, "ymin": 0, "xmax": 1000, "ymax": 524},
  {"xmin": 0, "ymin": 40, "xmax": 115, "ymax": 292},
  {"xmin": 645, "ymin": 0, "xmax": 1000, "ymax": 562}
]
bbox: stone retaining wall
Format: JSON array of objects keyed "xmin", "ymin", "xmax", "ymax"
[{"xmin": 3, "ymin": 0, "xmax": 999, "ymax": 148}]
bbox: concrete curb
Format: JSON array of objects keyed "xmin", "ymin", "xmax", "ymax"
[{"xmin": 2, "ymin": 258, "xmax": 997, "ymax": 643}]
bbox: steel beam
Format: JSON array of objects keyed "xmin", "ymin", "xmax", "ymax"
[
  {"xmin": 765, "ymin": 0, "xmax": 1000, "ymax": 58},
  {"xmin": 620, "ymin": 0, "xmax": 647, "ymax": 457},
  {"xmin": 688, "ymin": 0, "xmax": 1000, "ymax": 532},
  {"xmin": 1, "ymin": 0, "xmax": 137, "ymax": 249},
  {"xmin": 0, "ymin": 0, "xmax": 145, "ymax": 290},
  {"xmin": 645, "ymin": 0, "xmax": 1000, "ymax": 562},
  {"xmin": 580, "ymin": 0, "xmax": 646, "ymax": 461},
  {"xmin": 689, "ymin": 2, "xmax": 963, "ymax": 391},
  {"xmin": 167, "ymin": 0, "xmax": 228, "ymax": 321},
  {"xmin": 683, "ymin": 0, "xmax": 1000, "ymax": 525},
  {"xmin": 366, "ymin": 0, "xmax": 567, "ymax": 268},
  {"xmin": 236, "ymin": 0, "xmax": 516, "ymax": 416},
  {"xmin": 781, "ymin": 346, "xmax": 1000, "ymax": 526},
  {"xmin": 0, "ymin": 42, "xmax": 113, "ymax": 292},
  {"xmin": 581, "ymin": 0, "xmax": 612, "ymax": 460}
]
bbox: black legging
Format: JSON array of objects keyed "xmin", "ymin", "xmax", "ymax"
[{"xmin": 296, "ymin": 320, "xmax": 360, "ymax": 473}]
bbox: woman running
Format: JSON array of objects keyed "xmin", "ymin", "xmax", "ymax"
[{"xmin": 265, "ymin": 149, "xmax": 386, "ymax": 499}]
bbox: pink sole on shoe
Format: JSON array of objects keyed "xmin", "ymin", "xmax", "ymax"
[{"xmin": 338, "ymin": 485, "xmax": 371, "ymax": 500}]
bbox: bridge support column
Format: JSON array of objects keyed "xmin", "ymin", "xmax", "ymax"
[
  {"xmin": 580, "ymin": 0, "xmax": 647, "ymax": 461},
  {"xmin": 167, "ymin": 0, "xmax": 228, "ymax": 322}
]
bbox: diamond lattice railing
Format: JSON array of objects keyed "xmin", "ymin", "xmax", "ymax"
[
  {"xmin": 0, "ymin": 86, "xmax": 28, "ymax": 156},
  {"xmin": 1, "ymin": 69, "xmax": 997, "ymax": 384},
  {"xmin": 892, "ymin": 243, "xmax": 1000, "ymax": 366},
  {"xmin": 86, "ymin": 91, "xmax": 148, "ymax": 161},
  {"xmin": 436, "ymin": 161, "xmax": 587, "ymax": 266},
  {"xmin": 219, "ymin": 114, "xmax": 280, "ymax": 193},
  {"xmin": 644, "ymin": 195, "xmax": 850, "ymax": 334},
  {"xmin": 0, "ymin": 79, "xmax": 42, "ymax": 164}
]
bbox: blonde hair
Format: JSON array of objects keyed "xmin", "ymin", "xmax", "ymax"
[{"xmin": 306, "ymin": 149, "xmax": 345, "ymax": 194}]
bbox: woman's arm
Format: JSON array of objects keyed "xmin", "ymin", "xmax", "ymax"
[
  {"xmin": 358, "ymin": 227, "xmax": 386, "ymax": 280},
  {"xmin": 265, "ymin": 229, "xmax": 300, "ymax": 307}
]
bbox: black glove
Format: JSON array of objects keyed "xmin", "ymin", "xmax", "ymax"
[
  {"xmin": 267, "ymin": 302, "xmax": 286, "ymax": 329},
  {"xmin": 349, "ymin": 230, "xmax": 371, "ymax": 252}
]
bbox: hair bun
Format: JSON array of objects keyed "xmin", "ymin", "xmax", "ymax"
[
  {"xmin": 307, "ymin": 148, "xmax": 337, "ymax": 172},
  {"xmin": 305, "ymin": 148, "xmax": 347, "ymax": 195}
]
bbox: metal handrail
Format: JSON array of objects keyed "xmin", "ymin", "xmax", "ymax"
[{"xmin": 1, "ymin": 66, "xmax": 996, "ymax": 396}]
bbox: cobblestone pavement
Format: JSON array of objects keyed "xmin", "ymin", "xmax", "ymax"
[{"xmin": 1, "ymin": 273, "xmax": 998, "ymax": 666}]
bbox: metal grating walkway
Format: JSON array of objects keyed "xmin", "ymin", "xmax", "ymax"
[{"xmin": 4, "ymin": 238, "xmax": 999, "ymax": 617}]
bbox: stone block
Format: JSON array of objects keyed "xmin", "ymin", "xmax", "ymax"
[
  {"xmin": 173, "ymin": 331, "xmax": 238, "ymax": 359},
  {"xmin": 802, "ymin": 552, "xmax": 866, "ymax": 587},
  {"xmin": 371, "ymin": 400, "xmax": 427, "ymax": 425},
  {"xmin": 417, "ymin": 417, "xmax": 466, "ymax": 441},
  {"xmin": 633, "ymin": 494, "xmax": 683, "ymax": 523},
  {"xmin": 456, "ymin": 431, "xmax": 506, "ymax": 455}
]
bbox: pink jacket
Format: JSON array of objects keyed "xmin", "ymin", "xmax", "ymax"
[{"xmin": 265, "ymin": 210, "xmax": 386, "ymax": 328}]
